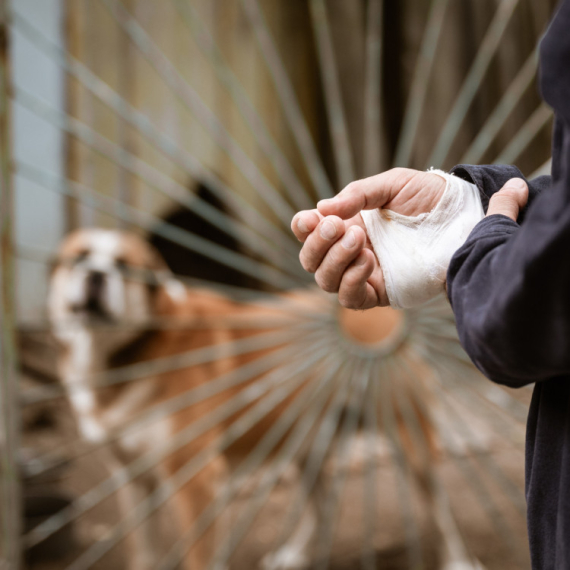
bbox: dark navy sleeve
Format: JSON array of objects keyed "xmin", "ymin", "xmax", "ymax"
[
  {"xmin": 446, "ymin": 169, "xmax": 570, "ymax": 388},
  {"xmin": 450, "ymin": 163, "xmax": 551, "ymax": 220}
]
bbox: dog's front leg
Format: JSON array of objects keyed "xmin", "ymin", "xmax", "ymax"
[{"xmin": 105, "ymin": 453, "xmax": 159, "ymax": 570}]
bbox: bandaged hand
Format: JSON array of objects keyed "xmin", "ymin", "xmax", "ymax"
[{"xmin": 292, "ymin": 167, "xmax": 492, "ymax": 310}]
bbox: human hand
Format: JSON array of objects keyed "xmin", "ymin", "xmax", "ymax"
[
  {"xmin": 485, "ymin": 177, "xmax": 529, "ymax": 220},
  {"xmin": 291, "ymin": 168, "xmax": 447, "ymax": 309}
]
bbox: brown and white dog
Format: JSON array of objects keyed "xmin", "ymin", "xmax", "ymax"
[
  {"xmin": 48, "ymin": 228, "xmax": 485, "ymax": 570},
  {"xmin": 48, "ymin": 228, "xmax": 331, "ymax": 570}
]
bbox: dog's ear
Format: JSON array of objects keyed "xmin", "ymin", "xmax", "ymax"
[
  {"xmin": 154, "ymin": 269, "xmax": 186, "ymax": 303},
  {"xmin": 144, "ymin": 243, "xmax": 186, "ymax": 304}
]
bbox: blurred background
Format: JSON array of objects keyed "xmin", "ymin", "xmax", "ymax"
[{"xmin": 0, "ymin": 0, "xmax": 558, "ymax": 568}]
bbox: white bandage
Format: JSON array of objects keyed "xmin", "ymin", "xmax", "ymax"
[{"xmin": 360, "ymin": 169, "xmax": 484, "ymax": 310}]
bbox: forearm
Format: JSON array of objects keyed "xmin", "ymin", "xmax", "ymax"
[{"xmin": 447, "ymin": 177, "xmax": 570, "ymax": 387}]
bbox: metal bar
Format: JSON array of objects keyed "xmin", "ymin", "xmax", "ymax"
[
  {"xmin": 29, "ymin": 321, "xmax": 320, "ymax": 404},
  {"xmin": 427, "ymin": 0, "xmax": 521, "ymax": 168},
  {"xmin": 15, "ymin": 161, "xmax": 307, "ymax": 291},
  {"xmin": 162, "ymin": 355, "xmax": 346, "ymax": 570},
  {"xmin": 62, "ymin": 345, "xmax": 331, "ymax": 570},
  {"xmin": 170, "ymin": 0, "xmax": 312, "ymax": 212},
  {"xmin": 461, "ymin": 49, "xmax": 538, "ymax": 164},
  {"xmin": 393, "ymin": 0, "xmax": 449, "ymax": 168},
  {"xmin": 529, "ymin": 157, "xmax": 552, "ymax": 179},
  {"xmin": 240, "ymin": 0, "xmax": 334, "ymax": 199},
  {"xmin": 268, "ymin": 351, "xmax": 356, "ymax": 555},
  {"xmin": 378, "ymin": 359, "xmax": 424, "ymax": 570},
  {"xmin": 494, "ymin": 103, "xmax": 552, "ymax": 165},
  {"xmin": 14, "ymin": 87, "xmax": 305, "ymax": 278},
  {"xmin": 14, "ymin": 240, "xmax": 325, "ymax": 317},
  {"xmin": 10, "ymin": 9, "xmax": 300, "ymax": 255},
  {"xmin": 199, "ymin": 355, "xmax": 350, "ymax": 570},
  {"xmin": 309, "ymin": 0, "xmax": 354, "ymax": 187},
  {"xmin": 99, "ymin": 0, "xmax": 297, "ymax": 228},
  {"xmin": 314, "ymin": 358, "xmax": 372, "ymax": 570},
  {"xmin": 400, "ymin": 348, "xmax": 526, "ymax": 514},
  {"xmin": 0, "ymin": 2, "xmax": 20, "ymax": 566},
  {"xmin": 23, "ymin": 339, "xmax": 315, "ymax": 480},
  {"xmin": 25, "ymin": 335, "xmax": 328, "ymax": 549},
  {"xmin": 363, "ymin": 0, "xmax": 385, "ymax": 176},
  {"xmin": 393, "ymin": 354, "xmax": 526, "ymax": 566},
  {"xmin": 361, "ymin": 359, "xmax": 380, "ymax": 570},
  {"xmin": 416, "ymin": 336, "xmax": 529, "ymax": 425}
]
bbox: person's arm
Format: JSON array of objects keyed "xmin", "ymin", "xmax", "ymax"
[
  {"xmin": 450, "ymin": 163, "xmax": 550, "ymax": 221},
  {"xmin": 446, "ymin": 171, "xmax": 570, "ymax": 388}
]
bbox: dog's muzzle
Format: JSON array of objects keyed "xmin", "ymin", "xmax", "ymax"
[{"xmin": 71, "ymin": 270, "xmax": 109, "ymax": 318}]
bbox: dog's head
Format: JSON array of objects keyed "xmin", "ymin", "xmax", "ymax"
[{"xmin": 48, "ymin": 229, "xmax": 184, "ymax": 343}]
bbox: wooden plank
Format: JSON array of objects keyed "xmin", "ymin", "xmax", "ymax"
[{"xmin": 0, "ymin": 1, "xmax": 21, "ymax": 567}]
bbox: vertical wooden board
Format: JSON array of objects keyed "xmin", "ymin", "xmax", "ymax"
[{"xmin": 0, "ymin": 1, "xmax": 20, "ymax": 567}]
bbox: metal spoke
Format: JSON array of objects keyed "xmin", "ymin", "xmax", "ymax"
[
  {"xmin": 170, "ymin": 0, "xmax": 313, "ymax": 212},
  {"xmin": 377, "ymin": 359, "xmax": 424, "ymax": 570},
  {"xmin": 530, "ymin": 157, "xmax": 552, "ymax": 178},
  {"xmin": 494, "ymin": 102, "xmax": 552, "ymax": 165},
  {"xmin": 201, "ymin": 355, "xmax": 351, "ymax": 570},
  {"xmin": 428, "ymin": 0, "xmax": 521, "ymax": 168},
  {"xmin": 14, "ymin": 87, "xmax": 304, "ymax": 277},
  {"xmin": 23, "ymin": 339, "xmax": 316, "ymax": 479},
  {"xmin": 16, "ymin": 161, "xmax": 307, "ymax": 291},
  {"xmin": 361, "ymin": 359, "xmax": 380, "ymax": 570},
  {"xmin": 62, "ymin": 344, "xmax": 332, "ymax": 570},
  {"xmin": 394, "ymin": 0, "xmax": 450, "ymax": 168},
  {"xmin": 314, "ymin": 358, "xmax": 372, "ymax": 570},
  {"xmin": 461, "ymin": 49, "xmax": 538, "ymax": 164},
  {"xmin": 160, "ymin": 354, "xmax": 348, "ymax": 570},
  {"xmin": 10, "ymin": 8, "xmax": 302, "ymax": 253},
  {"xmin": 25, "ymin": 335, "xmax": 328, "ymax": 550},
  {"xmin": 240, "ymin": 0, "xmax": 334, "ymax": 199},
  {"xmin": 309, "ymin": 0, "xmax": 354, "ymax": 187},
  {"xmin": 99, "ymin": 0, "xmax": 298, "ymax": 229}
]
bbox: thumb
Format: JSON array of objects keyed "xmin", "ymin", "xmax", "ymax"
[
  {"xmin": 486, "ymin": 178, "xmax": 529, "ymax": 221},
  {"xmin": 316, "ymin": 169, "xmax": 407, "ymax": 219}
]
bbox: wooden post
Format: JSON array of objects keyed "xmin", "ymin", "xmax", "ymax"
[{"xmin": 0, "ymin": 1, "xmax": 20, "ymax": 568}]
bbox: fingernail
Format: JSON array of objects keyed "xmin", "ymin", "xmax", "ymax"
[
  {"xmin": 342, "ymin": 229, "xmax": 356, "ymax": 248},
  {"xmin": 505, "ymin": 177, "xmax": 526, "ymax": 188},
  {"xmin": 297, "ymin": 218, "xmax": 309, "ymax": 233},
  {"xmin": 317, "ymin": 199, "xmax": 331, "ymax": 209},
  {"xmin": 320, "ymin": 220, "xmax": 337, "ymax": 240}
]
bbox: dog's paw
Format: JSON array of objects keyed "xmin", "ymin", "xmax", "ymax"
[{"xmin": 260, "ymin": 547, "xmax": 310, "ymax": 570}]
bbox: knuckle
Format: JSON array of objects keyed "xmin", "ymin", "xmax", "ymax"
[
  {"xmin": 299, "ymin": 250, "xmax": 316, "ymax": 273},
  {"xmin": 344, "ymin": 181, "xmax": 359, "ymax": 194},
  {"xmin": 314, "ymin": 270, "xmax": 337, "ymax": 293},
  {"xmin": 338, "ymin": 295, "xmax": 357, "ymax": 310}
]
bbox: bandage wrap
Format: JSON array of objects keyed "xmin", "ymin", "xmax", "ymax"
[{"xmin": 360, "ymin": 169, "xmax": 484, "ymax": 310}]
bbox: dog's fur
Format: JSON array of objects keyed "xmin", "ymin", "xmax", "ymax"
[{"xmin": 48, "ymin": 228, "xmax": 484, "ymax": 570}]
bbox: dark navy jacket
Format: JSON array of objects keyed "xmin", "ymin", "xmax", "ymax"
[{"xmin": 447, "ymin": 2, "xmax": 570, "ymax": 568}]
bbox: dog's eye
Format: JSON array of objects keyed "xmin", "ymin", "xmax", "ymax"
[
  {"xmin": 73, "ymin": 250, "xmax": 89, "ymax": 264},
  {"xmin": 115, "ymin": 258, "xmax": 129, "ymax": 271}
]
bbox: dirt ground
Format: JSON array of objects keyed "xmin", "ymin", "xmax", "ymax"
[{"xmin": 21, "ymin": 376, "xmax": 531, "ymax": 570}]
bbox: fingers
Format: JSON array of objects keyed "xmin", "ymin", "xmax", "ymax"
[
  {"xmin": 315, "ymin": 167, "xmax": 416, "ymax": 219},
  {"xmin": 314, "ymin": 225, "xmax": 367, "ymax": 293},
  {"xmin": 298, "ymin": 215, "xmax": 345, "ymax": 273},
  {"xmin": 291, "ymin": 209, "xmax": 323, "ymax": 243},
  {"xmin": 486, "ymin": 178, "xmax": 529, "ymax": 221},
  {"xmin": 337, "ymin": 250, "xmax": 380, "ymax": 310}
]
